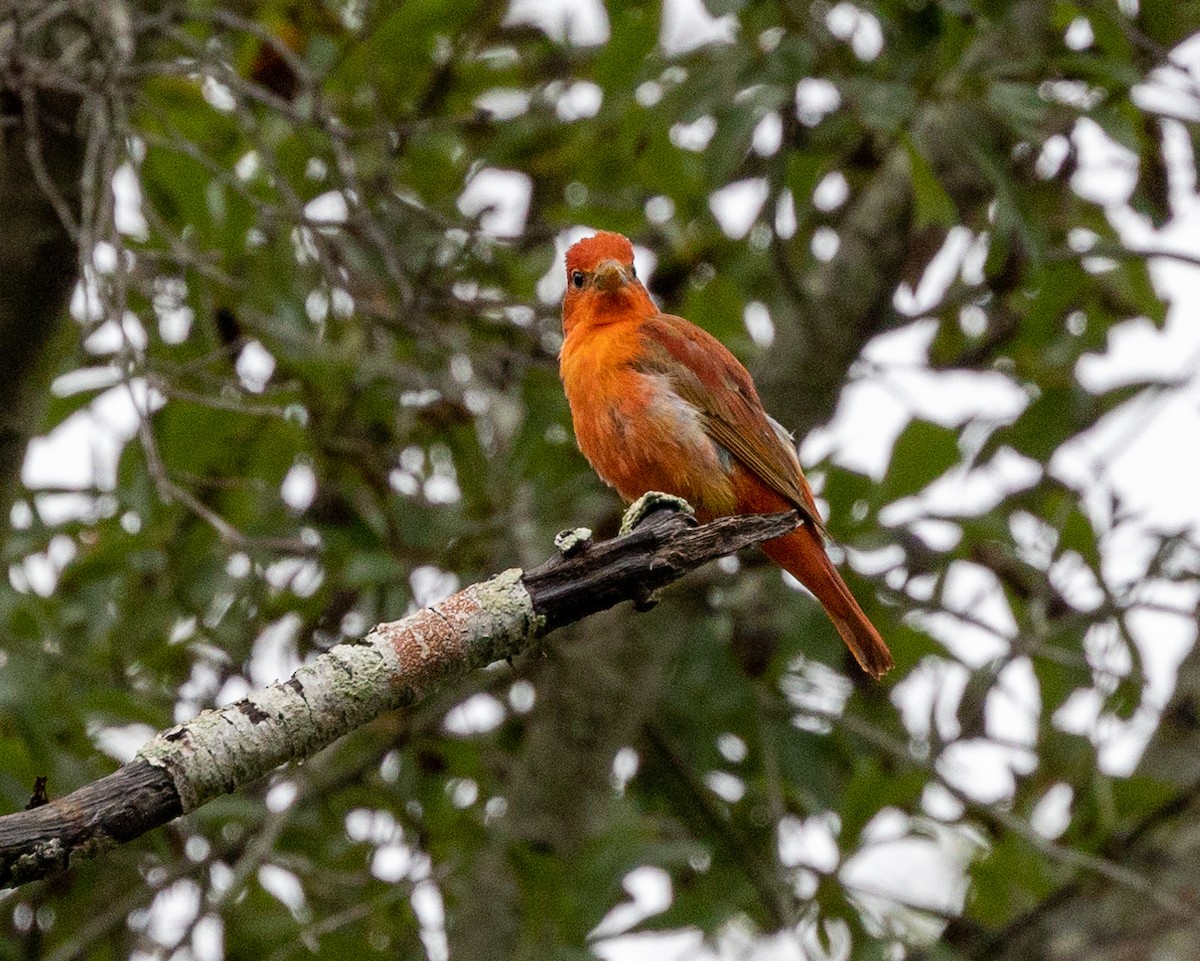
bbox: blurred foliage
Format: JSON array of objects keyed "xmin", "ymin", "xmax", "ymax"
[{"xmin": 2, "ymin": 0, "xmax": 1199, "ymax": 959}]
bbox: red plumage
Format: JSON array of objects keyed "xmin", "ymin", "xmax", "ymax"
[{"xmin": 560, "ymin": 231, "xmax": 892, "ymax": 678}]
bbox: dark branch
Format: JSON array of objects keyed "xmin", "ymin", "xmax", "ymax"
[{"xmin": 524, "ymin": 505, "xmax": 800, "ymax": 630}]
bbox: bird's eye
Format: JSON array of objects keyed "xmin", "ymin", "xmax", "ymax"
[
  {"xmin": 571, "ymin": 270, "xmax": 585, "ymax": 289},
  {"xmin": 630, "ymin": 264, "xmax": 637, "ymax": 278}
]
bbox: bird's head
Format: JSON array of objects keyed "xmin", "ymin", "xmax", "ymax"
[{"xmin": 562, "ymin": 231, "xmax": 656, "ymax": 334}]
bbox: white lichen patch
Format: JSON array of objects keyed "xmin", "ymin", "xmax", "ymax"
[
  {"xmin": 619, "ymin": 491, "xmax": 695, "ymax": 535},
  {"xmin": 553, "ymin": 527, "xmax": 593, "ymax": 555}
]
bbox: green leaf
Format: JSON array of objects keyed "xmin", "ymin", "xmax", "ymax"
[
  {"xmin": 904, "ymin": 136, "xmax": 958, "ymax": 228},
  {"xmin": 880, "ymin": 420, "xmax": 961, "ymax": 499}
]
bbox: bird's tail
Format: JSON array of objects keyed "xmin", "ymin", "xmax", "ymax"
[{"xmin": 761, "ymin": 528, "xmax": 893, "ymax": 679}]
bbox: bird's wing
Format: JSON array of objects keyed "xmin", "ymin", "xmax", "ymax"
[{"xmin": 633, "ymin": 313, "xmax": 827, "ymax": 536}]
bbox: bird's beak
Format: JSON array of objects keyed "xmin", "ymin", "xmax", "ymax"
[{"xmin": 593, "ymin": 259, "xmax": 629, "ymax": 292}]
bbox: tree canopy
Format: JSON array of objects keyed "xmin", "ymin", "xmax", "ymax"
[{"xmin": 2, "ymin": 1, "xmax": 1199, "ymax": 959}]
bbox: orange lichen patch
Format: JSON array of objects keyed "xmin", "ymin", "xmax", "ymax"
[
  {"xmin": 370, "ymin": 569, "xmax": 539, "ymax": 694},
  {"xmin": 385, "ymin": 601, "xmax": 477, "ymax": 691}
]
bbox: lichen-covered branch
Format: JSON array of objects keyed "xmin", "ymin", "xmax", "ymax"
[{"xmin": 0, "ymin": 504, "xmax": 800, "ymax": 887}]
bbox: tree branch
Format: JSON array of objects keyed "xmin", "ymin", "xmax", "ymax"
[
  {"xmin": 0, "ymin": 505, "xmax": 802, "ymax": 888},
  {"xmin": 0, "ymin": 82, "xmax": 83, "ymax": 538}
]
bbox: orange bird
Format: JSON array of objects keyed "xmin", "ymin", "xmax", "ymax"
[{"xmin": 559, "ymin": 231, "xmax": 893, "ymax": 678}]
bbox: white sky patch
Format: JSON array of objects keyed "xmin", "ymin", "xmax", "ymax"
[
  {"xmin": 411, "ymin": 880, "xmax": 449, "ymax": 961},
  {"xmin": 912, "ymin": 562, "xmax": 1016, "ymax": 666},
  {"xmin": 236, "ymin": 150, "xmax": 260, "ymax": 181},
  {"xmin": 743, "ymin": 301, "xmax": 775, "ymax": 346},
  {"xmin": 113, "ymin": 163, "xmax": 149, "ymax": 240},
  {"xmin": 266, "ymin": 780, "xmax": 298, "ymax": 813},
  {"xmin": 458, "ymin": 168, "xmax": 532, "ymax": 237},
  {"xmin": 304, "ymin": 190, "xmax": 349, "ymax": 225},
  {"xmin": 811, "ymin": 226, "xmax": 839, "ymax": 261},
  {"xmin": 892, "ymin": 657, "xmax": 970, "ymax": 743},
  {"xmin": 777, "ymin": 812, "xmax": 840, "ymax": 871},
  {"xmin": 281, "ymin": 461, "xmax": 316, "ymax": 512},
  {"xmin": 611, "ymin": 746, "xmax": 639, "ymax": 793},
  {"xmin": 1064, "ymin": 17, "xmax": 1094, "ymax": 51},
  {"xmin": 1133, "ymin": 33, "xmax": 1200, "ymax": 122},
  {"xmin": 88, "ymin": 313, "xmax": 147, "ymax": 354},
  {"xmin": 476, "ymin": 88, "xmax": 531, "ymax": 120},
  {"xmin": 24, "ymin": 380, "xmax": 160, "ymax": 522},
  {"xmin": 258, "ymin": 864, "xmax": 307, "ymax": 919},
  {"xmin": 894, "ymin": 226, "xmax": 974, "ymax": 315},
  {"xmin": 248, "ymin": 613, "xmax": 303, "ymax": 688},
  {"xmin": 1071, "ymin": 118, "xmax": 1138, "ymax": 207},
  {"xmin": 594, "ymin": 929, "xmax": 709, "ymax": 961},
  {"xmin": 193, "ymin": 915, "xmax": 224, "ymax": 961},
  {"xmin": 796, "ymin": 77, "xmax": 841, "ymax": 126},
  {"xmin": 346, "ymin": 807, "xmax": 402, "ymax": 844},
  {"xmin": 52, "ymin": 366, "xmax": 120, "ymax": 398},
  {"xmin": 91, "ymin": 722, "xmax": 156, "ymax": 762},
  {"xmin": 410, "ymin": 565, "xmax": 460, "ymax": 608},
  {"xmin": 659, "ymin": 0, "xmax": 738, "ymax": 56},
  {"xmin": 752, "ymin": 112, "xmax": 783, "ymax": 156},
  {"xmin": 444, "ymin": 692, "xmax": 506, "ymax": 735},
  {"xmin": 1031, "ymin": 782, "xmax": 1074, "ymax": 839},
  {"xmin": 450, "ymin": 778, "xmax": 478, "ymax": 811},
  {"xmin": 70, "ymin": 271, "xmax": 105, "ymax": 324},
  {"xmin": 937, "ymin": 737, "xmax": 1037, "ymax": 804},
  {"xmin": 591, "ymin": 866, "xmax": 674, "ymax": 939},
  {"xmin": 505, "ymin": 0, "xmax": 609, "ymax": 45},
  {"xmin": 709, "ymin": 178, "xmax": 769, "ymax": 239},
  {"xmin": 670, "ymin": 115, "xmax": 717, "ymax": 152},
  {"xmin": 986, "ymin": 657, "xmax": 1041, "ymax": 746},
  {"xmin": 813, "ymin": 171, "xmax": 850, "ymax": 211},
  {"xmin": 881, "ymin": 447, "xmax": 1042, "ymax": 527},
  {"xmin": 646, "ymin": 195, "xmax": 675, "ymax": 224},
  {"xmin": 801, "ymin": 320, "xmax": 1028, "ymax": 481},
  {"xmin": 146, "ymin": 880, "xmax": 202, "ymax": 948},
  {"xmin": 717, "ymin": 732, "xmax": 748, "ymax": 763},
  {"xmin": 556, "ymin": 81, "xmax": 603, "ymax": 121},
  {"xmin": 264, "ymin": 556, "xmax": 324, "ymax": 597},
  {"xmin": 704, "ymin": 770, "xmax": 746, "ymax": 803},
  {"xmin": 775, "ymin": 191, "xmax": 797, "ymax": 238},
  {"xmin": 826, "ymin": 3, "xmax": 884, "ymax": 61},
  {"xmin": 236, "ymin": 339, "xmax": 276, "ymax": 393},
  {"xmin": 372, "ymin": 842, "xmax": 413, "ymax": 882},
  {"xmin": 201, "ymin": 76, "xmax": 236, "ymax": 112},
  {"xmin": 843, "ymin": 816, "xmax": 979, "ymax": 923}
]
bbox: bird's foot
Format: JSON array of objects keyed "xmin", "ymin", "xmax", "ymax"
[
  {"xmin": 619, "ymin": 491, "xmax": 695, "ymax": 536},
  {"xmin": 553, "ymin": 527, "xmax": 593, "ymax": 557}
]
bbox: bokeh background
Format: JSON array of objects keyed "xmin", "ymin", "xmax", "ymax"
[{"xmin": 4, "ymin": 0, "xmax": 1200, "ymax": 958}]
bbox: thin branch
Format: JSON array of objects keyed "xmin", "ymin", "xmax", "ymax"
[{"xmin": 642, "ymin": 721, "xmax": 796, "ymax": 929}]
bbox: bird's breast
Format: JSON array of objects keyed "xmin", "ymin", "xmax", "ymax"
[{"xmin": 560, "ymin": 330, "xmax": 735, "ymax": 516}]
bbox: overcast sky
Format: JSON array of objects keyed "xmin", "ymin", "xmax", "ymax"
[{"xmin": 15, "ymin": 3, "xmax": 1200, "ymax": 959}]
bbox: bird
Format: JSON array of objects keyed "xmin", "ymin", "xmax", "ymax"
[{"xmin": 558, "ymin": 231, "xmax": 893, "ymax": 678}]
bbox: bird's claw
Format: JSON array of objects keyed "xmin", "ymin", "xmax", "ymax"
[
  {"xmin": 619, "ymin": 492, "xmax": 695, "ymax": 536},
  {"xmin": 554, "ymin": 527, "xmax": 593, "ymax": 556}
]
